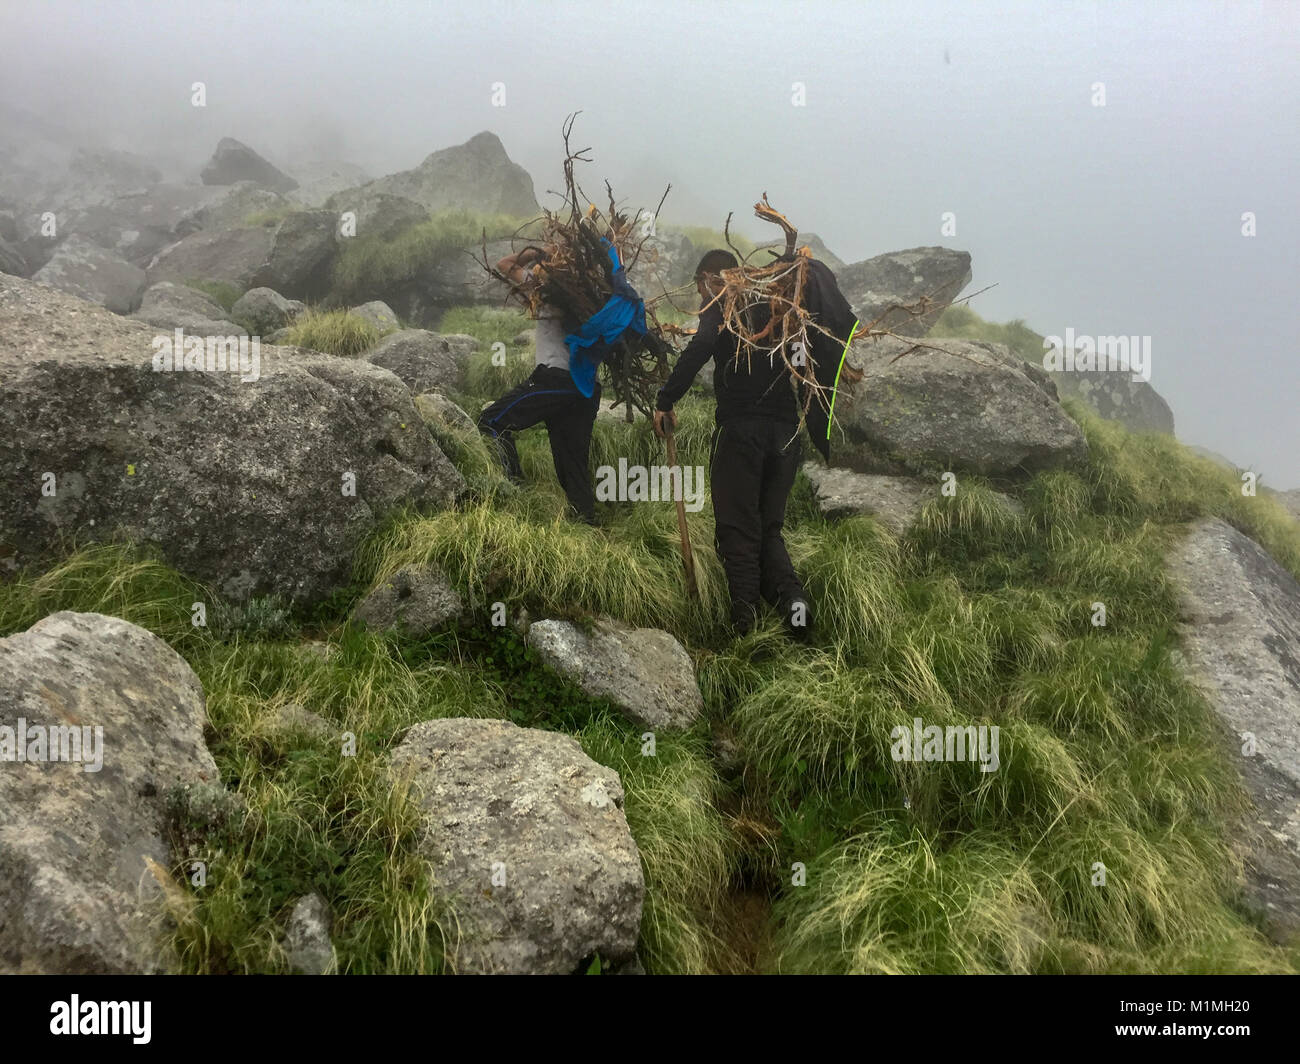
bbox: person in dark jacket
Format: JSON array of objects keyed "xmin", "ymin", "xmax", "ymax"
[
  {"xmin": 478, "ymin": 245, "xmax": 601, "ymax": 523},
  {"xmin": 652, "ymin": 249, "xmax": 813, "ymax": 637}
]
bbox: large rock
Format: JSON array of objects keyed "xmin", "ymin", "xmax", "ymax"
[
  {"xmin": 131, "ymin": 281, "xmax": 243, "ymax": 336},
  {"xmin": 390, "ymin": 718, "xmax": 644, "ymax": 974},
  {"xmin": 0, "ymin": 273, "xmax": 463, "ymax": 602},
  {"xmin": 354, "ymin": 564, "xmax": 463, "ymax": 635},
  {"xmin": 200, "ymin": 137, "xmax": 298, "ymax": 194},
  {"xmin": 836, "ymin": 247, "xmax": 972, "ymax": 337},
  {"xmin": 323, "ymin": 189, "xmax": 428, "ymax": 241},
  {"xmin": 364, "ymin": 329, "xmax": 475, "ymax": 394},
  {"xmin": 251, "ymin": 210, "xmax": 338, "ymax": 300},
  {"xmin": 349, "ymin": 300, "xmax": 400, "ymax": 334},
  {"xmin": 1168, "ymin": 518, "xmax": 1300, "ymax": 942},
  {"xmin": 1049, "ymin": 363, "xmax": 1175, "ymax": 435},
  {"xmin": 526, "ymin": 617, "xmax": 703, "ymax": 731},
  {"xmin": 338, "ymin": 131, "xmax": 537, "ymax": 217},
  {"xmin": 832, "ymin": 335, "xmax": 1089, "ymax": 477},
  {"xmin": 146, "ymin": 225, "xmax": 276, "ymax": 291},
  {"xmin": 175, "ymin": 181, "xmax": 286, "ymax": 235},
  {"xmin": 49, "ymin": 183, "xmax": 230, "ymax": 268},
  {"xmin": 231, "ymin": 286, "xmax": 304, "ymax": 334},
  {"xmin": 32, "ymin": 234, "xmax": 146, "ymax": 314},
  {"xmin": 0, "ymin": 611, "xmax": 218, "ymax": 973}
]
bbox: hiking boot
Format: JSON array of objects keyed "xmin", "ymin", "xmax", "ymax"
[{"xmin": 782, "ymin": 597, "xmax": 814, "ymax": 642}]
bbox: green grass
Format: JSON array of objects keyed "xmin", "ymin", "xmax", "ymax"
[
  {"xmin": 330, "ymin": 209, "xmax": 538, "ymax": 306},
  {"xmin": 4, "ymin": 304, "xmax": 1300, "ymax": 975},
  {"xmin": 929, "ymin": 303, "xmax": 1048, "ymax": 364},
  {"xmin": 277, "ymin": 308, "xmax": 381, "ymax": 357},
  {"xmin": 184, "ymin": 278, "xmax": 244, "ymax": 313}
]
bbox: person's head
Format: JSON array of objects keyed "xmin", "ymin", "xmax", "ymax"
[{"xmin": 694, "ymin": 249, "xmax": 737, "ymax": 301}]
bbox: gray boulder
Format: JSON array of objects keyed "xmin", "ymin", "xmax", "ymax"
[
  {"xmin": 231, "ymin": 287, "xmax": 304, "ymax": 334},
  {"xmin": 132, "ymin": 281, "xmax": 243, "ymax": 336},
  {"xmin": 0, "ymin": 273, "xmax": 464, "ymax": 603},
  {"xmin": 251, "ymin": 210, "xmax": 338, "ymax": 301},
  {"xmin": 323, "ymin": 189, "xmax": 428, "ymax": 240},
  {"xmin": 354, "ymin": 564, "xmax": 464, "ymax": 635},
  {"xmin": 390, "ymin": 718, "xmax": 644, "ymax": 974},
  {"xmin": 837, "ymin": 247, "xmax": 972, "ymax": 337},
  {"xmin": 264, "ymin": 703, "xmax": 333, "ymax": 743},
  {"xmin": 365, "ymin": 329, "xmax": 475, "ymax": 394},
  {"xmin": 33, "ymin": 234, "xmax": 146, "ymax": 313},
  {"xmin": 0, "ymin": 236, "xmax": 27, "ymax": 277},
  {"xmin": 283, "ymin": 894, "xmax": 335, "ymax": 974},
  {"xmin": 1167, "ymin": 518, "xmax": 1300, "ymax": 942},
  {"xmin": 0, "ymin": 611, "xmax": 218, "ymax": 974},
  {"xmin": 526, "ymin": 617, "xmax": 703, "ymax": 731},
  {"xmin": 146, "ymin": 225, "xmax": 276, "ymax": 290},
  {"xmin": 349, "ymin": 300, "xmax": 400, "ymax": 334},
  {"xmin": 337, "ymin": 131, "xmax": 537, "ymax": 217},
  {"xmin": 802, "ymin": 463, "xmax": 1022, "ymax": 533},
  {"xmin": 53, "ymin": 183, "xmax": 229, "ymax": 267},
  {"xmin": 175, "ymin": 181, "xmax": 286, "ymax": 234},
  {"xmin": 200, "ymin": 137, "xmax": 298, "ymax": 194},
  {"xmin": 832, "ymin": 335, "xmax": 1089, "ymax": 477},
  {"xmin": 1050, "ymin": 364, "xmax": 1175, "ymax": 435}
]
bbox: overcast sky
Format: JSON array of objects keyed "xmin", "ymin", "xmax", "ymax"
[{"xmin": 3, "ymin": 0, "xmax": 1297, "ymax": 486}]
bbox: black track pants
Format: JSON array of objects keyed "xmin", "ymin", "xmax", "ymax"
[
  {"xmin": 710, "ymin": 417, "xmax": 807, "ymax": 629},
  {"xmin": 478, "ymin": 366, "xmax": 601, "ymax": 521}
]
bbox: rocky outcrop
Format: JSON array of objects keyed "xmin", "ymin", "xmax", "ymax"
[
  {"xmin": 364, "ymin": 329, "xmax": 475, "ymax": 394},
  {"xmin": 525, "ymin": 618, "xmax": 703, "ymax": 731},
  {"xmin": 832, "ymin": 336, "xmax": 1089, "ymax": 477},
  {"xmin": 251, "ymin": 210, "xmax": 338, "ymax": 301},
  {"xmin": 390, "ymin": 718, "xmax": 643, "ymax": 974},
  {"xmin": 354, "ymin": 565, "xmax": 464, "ymax": 636},
  {"xmin": 337, "ymin": 131, "xmax": 537, "ymax": 218},
  {"xmin": 0, "ymin": 273, "xmax": 463, "ymax": 603},
  {"xmin": 0, "ymin": 611, "xmax": 219, "ymax": 973},
  {"xmin": 146, "ymin": 225, "xmax": 276, "ymax": 291},
  {"xmin": 132, "ymin": 281, "xmax": 243, "ymax": 335},
  {"xmin": 1051, "ymin": 368, "xmax": 1175, "ymax": 435},
  {"xmin": 836, "ymin": 247, "xmax": 972, "ymax": 337},
  {"xmin": 1168, "ymin": 518, "xmax": 1300, "ymax": 942},
  {"xmin": 322, "ymin": 189, "xmax": 428, "ymax": 240},
  {"xmin": 200, "ymin": 137, "xmax": 298, "ymax": 194},
  {"xmin": 32, "ymin": 234, "xmax": 146, "ymax": 313}
]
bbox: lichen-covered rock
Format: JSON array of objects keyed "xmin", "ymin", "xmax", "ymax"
[
  {"xmin": 390, "ymin": 718, "xmax": 643, "ymax": 974},
  {"xmin": 354, "ymin": 565, "xmax": 463, "ymax": 635},
  {"xmin": 802, "ymin": 463, "xmax": 1021, "ymax": 532},
  {"xmin": 33, "ymin": 234, "xmax": 146, "ymax": 313},
  {"xmin": 833, "ymin": 336, "xmax": 1089, "ymax": 477},
  {"xmin": 0, "ymin": 273, "xmax": 463, "ymax": 603},
  {"xmin": 283, "ymin": 894, "xmax": 335, "ymax": 974},
  {"xmin": 1168, "ymin": 518, "xmax": 1300, "ymax": 942},
  {"xmin": 526, "ymin": 617, "xmax": 703, "ymax": 731},
  {"xmin": 349, "ymin": 300, "xmax": 400, "ymax": 334},
  {"xmin": 132, "ymin": 281, "xmax": 243, "ymax": 336},
  {"xmin": 0, "ymin": 611, "xmax": 218, "ymax": 974}
]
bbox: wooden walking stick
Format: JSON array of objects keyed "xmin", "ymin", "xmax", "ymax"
[{"xmin": 663, "ymin": 424, "xmax": 698, "ymax": 599}]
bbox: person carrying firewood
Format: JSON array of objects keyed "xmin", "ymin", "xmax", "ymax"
[
  {"xmin": 655, "ymin": 244, "xmax": 857, "ymax": 634},
  {"xmin": 478, "ymin": 244, "xmax": 602, "ymax": 524}
]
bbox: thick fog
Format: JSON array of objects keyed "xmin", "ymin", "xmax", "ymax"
[{"xmin": 2, "ymin": 0, "xmax": 1297, "ymax": 486}]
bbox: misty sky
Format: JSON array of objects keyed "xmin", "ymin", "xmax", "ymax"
[{"xmin": 3, "ymin": 0, "xmax": 1298, "ymax": 486}]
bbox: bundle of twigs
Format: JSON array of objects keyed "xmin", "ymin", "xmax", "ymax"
[{"xmin": 476, "ymin": 114, "xmax": 674, "ymax": 419}]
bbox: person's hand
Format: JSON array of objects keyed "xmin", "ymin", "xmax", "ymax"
[{"xmin": 653, "ymin": 409, "xmax": 677, "ymax": 439}]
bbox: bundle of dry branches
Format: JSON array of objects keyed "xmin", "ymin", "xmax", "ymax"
[{"xmin": 476, "ymin": 114, "xmax": 674, "ymax": 419}]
